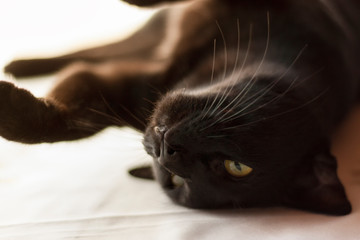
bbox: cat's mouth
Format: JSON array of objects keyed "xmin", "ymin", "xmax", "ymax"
[
  {"xmin": 158, "ymin": 163, "xmax": 186, "ymax": 189},
  {"xmin": 171, "ymin": 173, "xmax": 185, "ymax": 187}
]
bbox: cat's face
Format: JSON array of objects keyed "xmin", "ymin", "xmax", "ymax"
[{"xmin": 142, "ymin": 77, "xmax": 352, "ymax": 215}]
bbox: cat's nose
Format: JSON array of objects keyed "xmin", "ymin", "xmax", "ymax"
[
  {"xmin": 154, "ymin": 126, "xmax": 167, "ymax": 137},
  {"xmin": 160, "ymin": 142, "xmax": 176, "ymax": 160},
  {"xmin": 158, "ymin": 135, "xmax": 177, "ymax": 165},
  {"xmin": 155, "ymin": 126, "xmax": 190, "ymax": 178},
  {"xmin": 158, "ymin": 143, "xmax": 190, "ymax": 178},
  {"xmin": 154, "ymin": 125, "xmax": 173, "ymax": 158}
]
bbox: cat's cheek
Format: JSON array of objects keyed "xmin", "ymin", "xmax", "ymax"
[
  {"xmin": 283, "ymin": 152, "xmax": 351, "ymax": 215},
  {"xmin": 209, "ymin": 159, "xmax": 225, "ymax": 175}
]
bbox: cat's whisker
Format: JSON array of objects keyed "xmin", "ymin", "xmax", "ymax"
[
  {"xmin": 220, "ymin": 74, "xmax": 297, "ymax": 124},
  {"xmin": 119, "ymin": 104, "xmax": 147, "ymax": 129},
  {"xmin": 216, "ymin": 20, "xmax": 228, "ymax": 81},
  {"xmin": 216, "ymin": 63, "xmax": 321, "ymax": 125},
  {"xmin": 203, "ymin": 43, "xmax": 314, "ymax": 131},
  {"xmin": 221, "ymin": 87, "xmax": 330, "ymax": 131},
  {"xmin": 216, "ymin": 23, "xmax": 254, "ymax": 113},
  {"xmin": 292, "ymin": 67, "xmax": 325, "ymax": 89},
  {"xmin": 210, "ymin": 20, "xmax": 259, "ymax": 121},
  {"xmin": 278, "ymin": 45, "xmax": 309, "ymax": 80},
  {"xmin": 203, "ymin": 14, "xmax": 270, "ymax": 130},
  {"xmin": 208, "ymin": 85, "xmax": 228, "ymax": 118},
  {"xmin": 87, "ymin": 108, "xmax": 147, "ymax": 140},
  {"xmin": 223, "ymin": 76, "xmax": 299, "ymax": 123},
  {"xmin": 230, "ymin": 19, "xmax": 241, "ymax": 81},
  {"xmin": 209, "ymin": 19, "xmax": 242, "ymax": 117},
  {"xmin": 206, "ymin": 21, "xmax": 231, "ymax": 118},
  {"xmin": 88, "ymin": 108, "xmax": 125, "ymax": 126},
  {"xmin": 98, "ymin": 91, "xmax": 127, "ymax": 124},
  {"xmin": 237, "ymin": 23, "xmax": 253, "ymax": 79},
  {"xmin": 141, "ymin": 97, "xmax": 157, "ymax": 120},
  {"xmin": 200, "ymin": 77, "xmax": 222, "ymax": 122},
  {"xmin": 140, "ymin": 105, "xmax": 154, "ymax": 117},
  {"xmin": 200, "ymin": 23, "xmax": 253, "ymax": 126},
  {"xmin": 201, "ymin": 39, "xmax": 218, "ymax": 120},
  {"xmin": 88, "ymin": 107, "xmax": 143, "ymax": 131},
  {"xmin": 210, "ymin": 39, "xmax": 217, "ymax": 85},
  {"xmin": 71, "ymin": 119, "xmax": 104, "ymax": 133},
  {"xmin": 219, "ymin": 43, "xmax": 309, "ymax": 124},
  {"xmin": 230, "ymin": 12, "xmax": 270, "ymax": 105},
  {"xmin": 142, "ymin": 97, "xmax": 157, "ymax": 107},
  {"xmin": 146, "ymin": 82, "xmax": 163, "ymax": 97},
  {"xmin": 249, "ymin": 12, "xmax": 271, "ymax": 79},
  {"xmin": 98, "ymin": 90, "xmax": 147, "ymax": 129}
]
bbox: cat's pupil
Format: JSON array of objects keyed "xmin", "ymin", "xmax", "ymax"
[{"xmin": 234, "ymin": 162, "xmax": 242, "ymax": 171}]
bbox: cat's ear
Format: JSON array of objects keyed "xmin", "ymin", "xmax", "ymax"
[
  {"xmin": 284, "ymin": 152, "xmax": 351, "ymax": 215},
  {"xmin": 128, "ymin": 165, "xmax": 154, "ymax": 180},
  {"xmin": 121, "ymin": 0, "xmax": 184, "ymax": 7}
]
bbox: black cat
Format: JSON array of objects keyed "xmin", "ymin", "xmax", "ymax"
[{"xmin": 3, "ymin": 0, "xmax": 360, "ymax": 215}]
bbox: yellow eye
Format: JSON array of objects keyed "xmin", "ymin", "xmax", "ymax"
[{"xmin": 224, "ymin": 160, "xmax": 253, "ymax": 177}]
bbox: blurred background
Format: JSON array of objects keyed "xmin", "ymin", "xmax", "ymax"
[{"xmin": 0, "ymin": 0, "xmax": 156, "ymax": 95}]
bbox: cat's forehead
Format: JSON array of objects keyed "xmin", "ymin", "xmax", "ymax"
[
  {"xmin": 155, "ymin": 84, "xmax": 233, "ymax": 116},
  {"xmin": 153, "ymin": 88, "xmax": 243, "ymax": 126},
  {"xmin": 152, "ymin": 97, "xmax": 233, "ymax": 138}
]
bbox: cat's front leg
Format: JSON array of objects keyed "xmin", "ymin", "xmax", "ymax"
[
  {"xmin": 0, "ymin": 80, "xmax": 110, "ymax": 144},
  {"xmin": 0, "ymin": 81, "xmax": 68, "ymax": 143},
  {"xmin": 0, "ymin": 59, "xmax": 165, "ymax": 144}
]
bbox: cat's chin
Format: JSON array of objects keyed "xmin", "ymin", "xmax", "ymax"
[{"xmin": 156, "ymin": 161, "xmax": 188, "ymax": 190}]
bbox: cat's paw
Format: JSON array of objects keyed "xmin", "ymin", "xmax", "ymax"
[
  {"xmin": 0, "ymin": 81, "xmax": 45, "ymax": 142},
  {"xmin": 4, "ymin": 59, "xmax": 38, "ymax": 78},
  {"xmin": 4, "ymin": 58, "xmax": 66, "ymax": 78}
]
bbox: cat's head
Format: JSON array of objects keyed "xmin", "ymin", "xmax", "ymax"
[{"xmin": 137, "ymin": 77, "xmax": 351, "ymax": 216}]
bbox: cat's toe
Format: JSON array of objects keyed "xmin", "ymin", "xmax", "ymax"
[
  {"xmin": 0, "ymin": 81, "xmax": 18, "ymax": 110},
  {"xmin": 0, "ymin": 81, "xmax": 42, "ymax": 142},
  {"xmin": 4, "ymin": 60, "xmax": 33, "ymax": 78},
  {"xmin": 0, "ymin": 81, "xmax": 32, "ymax": 108},
  {"xmin": 4, "ymin": 58, "xmax": 63, "ymax": 78}
]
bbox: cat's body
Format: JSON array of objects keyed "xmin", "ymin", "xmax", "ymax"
[{"xmin": 3, "ymin": 0, "xmax": 360, "ymax": 215}]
